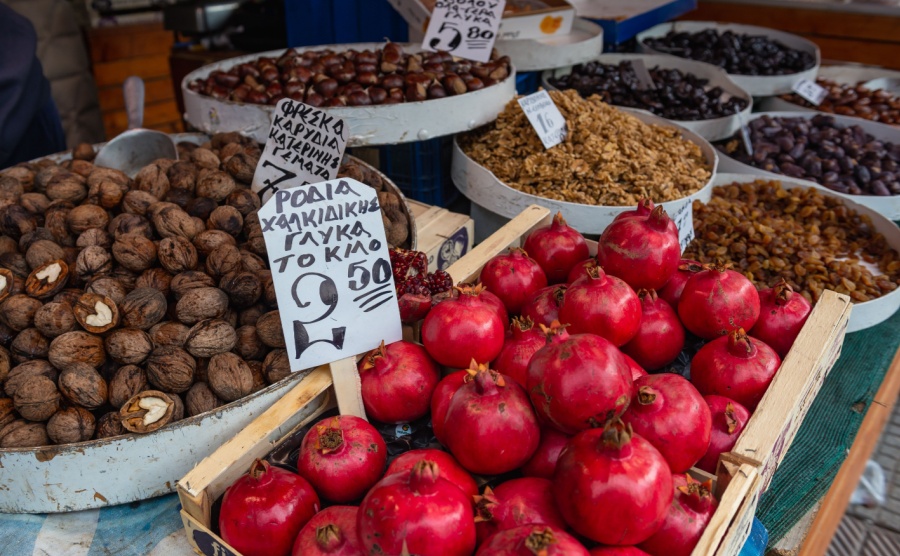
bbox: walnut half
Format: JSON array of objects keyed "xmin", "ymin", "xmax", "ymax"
[{"xmin": 120, "ymin": 390, "xmax": 176, "ymax": 433}]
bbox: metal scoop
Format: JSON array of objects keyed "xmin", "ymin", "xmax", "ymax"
[
  {"xmin": 93, "ymin": 76, "xmax": 177, "ymax": 177},
  {"xmin": 862, "ymin": 77, "xmax": 900, "ymax": 95}
]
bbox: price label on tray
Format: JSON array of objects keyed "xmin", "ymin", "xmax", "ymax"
[
  {"xmin": 671, "ymin": 202, "xmax": 695, "ymax": 252},
  {"xmin": 257, "ymin": 178, "xmax": 402, "ymax": 372},
  {"xmin": 792, "ymin": 78, "xmax": 828, "ymax": 106},
  {"xmin": 518, "ymin": 90, "xmax": 567, "ymax": 150},
  {"xmin": 251, "ymin": 98, "xmax": 348, "ymax": 203},
  {"xmin": 422, "ymin": 0, "xmax": 506, "ymax": 63},
  {"xmin": 631, "ymin": 59, "xmax": 656, "ymax": 91}
]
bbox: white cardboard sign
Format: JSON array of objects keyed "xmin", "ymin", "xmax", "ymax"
[
  {"xmin": 518, "ymin": 90, "xmax": 567, "ymax": 150},
  {"xmin": 257, "ymin": 178, "xmax": 402, "ymax": 372},
  {"xmin": 422, "ymin": 0, "xmax": 506, "ymax": 63},
  {"xmin": 791, "ymin": 79, "xmax": 828, "ymax": 106},
  {"xmin": 672, "ymin": 202, "xmax": 695, "ymax": 253},
  {"xmin": 631, "ymin": 59, "xmax": 656, "ymax": 91},
  {"xmin": 251, "ymin": 98, "xmax": 348, "ymax": 203}
]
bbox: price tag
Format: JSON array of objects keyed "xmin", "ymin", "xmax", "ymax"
[
  {"xmin": 737, "ymin": 109, "xmax": 753, "ymax": 157},
  {"xmin": 517, "ymin": 90, "xmax": 567, "ymax": 150},
  {"xmin": 251, "ymin": 98, "xmax": 348, "ymax": 203},
  {"xmin": 631, "ymin": 59, "xmax": 656, "ymax": 91},
  {"xmin": 791, "ymin": 79, "xmax": 828, "ymax": 106},
  {"xmin": 671, "ymin": 202, "xmax": 695, "ymax": 253},
  {"xmin": 257, "ymin": 178, "xmax": 403, "ymax": 372},
  {"xmin": 422, "ymin": 0, "xmax": 506, "ymax": 63}
]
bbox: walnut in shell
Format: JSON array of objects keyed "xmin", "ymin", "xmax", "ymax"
[
  {"xmin": 109, "ymin": 364, "xmax": 148, "ymax": 408},
  {"xmin": 207, "ymin": 352, "xmax": 253, "ymax": 402},
  {"xmin": 67, "ymin": 204, "xmax": 109, "ymax": 235},
  {"xmin": 152, "ymin": 206, "xmax": 197, "ymax": 240},
  {"xmin": 120, "ymin": 287, "xmax": 167, "ymax": 330},
  {"xmin": 49, "ymin": 330, "xmax": 106, "ymax": 370},
  {"xmin": 175, "ymin": 286, "xmax": 228, "ymax": 325},
  {"xmin": 167, "ymin": 161, "xmax": 197, "ymax": 192},
  {"xmin": 234, "ymin": 325, "xmax": 267, "ymax": 361},
  {"xmin": 45, "ymin": 172, "xmax": 87, "ymax": 204},
  {"xmin": 219, "ymin": 271, "xmax": 262, "ymax": 308},
  {"xmin": 121, "ymin": 190, "xmax": 158, "ymax": 216},
  {"xmin": 192, "ymin": 230, "xmax": 236, "ymax": 256},
  {"xmin": 108, "ymin": 213, "xmax": 152, "ymax": 239},
  {"xmin": 146, "ymin": 345, "xmax": 195, "ymax": 393},
  {"xmin": 104, "ymin": 328, "xmax": 153, "ymax": 365},
  {"xmin": 256, "ymin": 311, "xmax": 286, "ymax": 348},
  {"xmin": 1, "ymin": 421, "xmax": 49, "ymax": 448},
  {"xmin": 76, "ymin": 228, "xmax": 112, "ymax": 249},
  {"xmin": 25, "ymin": 239, "xmax": 65, "ymax": 270},
  {"xmin": 0, "ymin": 397, "xmax": 14, "ymax": 428},
  {"xmin": 184, "ymin": 319, "xmax": 237, "ymax": 358},
  {"xmin": 13, "ymin": 375, "xmax": 60, "ymax": 421},
  {"xmin": 226, "ymin": 188, "xmax": 260, "ymax": 216},
  {"xmin": 34, "ymin": 302, "xmax": 77, "ymax": 338},
  {"xmin": 10, "ymin": 328, "xmax": 49, "ymax": 362},
  {"xmin": 25, "ymin": 259, "xmax": 69, "ymax": 298},
  {"xmin": 111, "ymin": 233, "xmax": 157, "ymax": 272},
  {"xmin": 85, "ymin": 276, "xmax": 128, "ymax": 305},
  {"xmin": 58, "ymin": 363, "xmax": 108, "ymax": 409},
  {"xmin": 96, "ymin": 411, "xmax": 127, "ymax": 439},
  {"xmin": 120, "ymin": 390, "xmax": 176, "ymax": 433},
  {"xmin": 135, "ymin": 268, "xmax": 172, "ymax": 296},
  {"xmin": 0, "ymin": 268, "xmax": 13, "ymax": 303},
  {"xmin": 263, "ymin": 348, "xmax": 291, "ymax": 384},
  {"xmin": 75, "ymin": 245, "xmax": 113, "ymax": 282},
  {"xmin": 185, "ymin": 382, "xmax": 222, "ymax": 416},
  {"xmin": 134, "ymin": 163, "xmax": 171, "ymax": 199},
  {"xmin": 205, "ymin": 243, "xmax": 242, "ymax": 278},
  {"xmin": 73, "ymin": 293, "xmax": 119, "ymax": 333},
  {"xmin": 157, "ymin": 236, "xmax": 198, "ymax": 274},
  {"xmin": 149, "ymin": 321, "xmax": 189, "ymax": 348},
  {"xmin": 0, "ymin": 294, "xmax": 43, "ymax": 331},
  {"xmin": 47, "ymin": 406, "xmax": 96, "ymax": 444},
  {"xmin": 207, "ymin": 205, "xmax": 243, "ymax": 236},
  {"xmin": 0, "ymin": 345, "xmax": 10, "ymax": 383},
  {"xmin": 4, "ymin": 359, "xmax": 57, "ymax": 397},
  {"xmin": 196, "ymin": 170, "xmax": 236, "ymax": 201}
]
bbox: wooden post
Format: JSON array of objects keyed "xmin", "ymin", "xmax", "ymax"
[{"xmin": 328, "ymin": 356, "xmax": 367, "ymax": 420}]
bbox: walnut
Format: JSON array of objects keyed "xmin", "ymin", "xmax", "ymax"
[
  {"xmin": 239, "ymin": 251, "xmax": 267, "ymax": 273},
  {"xmin": 263, "ymin": 348, "xmax": 291, "ymax": 384},
  {"xmin": 0, "ymin": 236, "xmax": 17, "ymax": 255},
  {"xmin": 222, "ymin": 308, "xmax": 238, "ymax": 328},
  {"xmin": 224, "ymin": 152, "xmax": 258, "ymax": 183},
  {"xmin": 164, "ymin": 187, "xmax": 192, "ymax": 209},
  {"xmin": 233, "ymin": 325, "xmax": 267, "ymax": 361},
  {"xmin": 105, "ymin": 328, "xmax": 153, "ymax": 365},
  {"xmin": 67, "ymin": 204, "xmax": 110, "ymax": 235},
  {"xmin": 109, "ymin": 364, "xmax": 148, "ymax": 408},
  {"xmin": 112, "ymin": 234, "xmax": 157, "ymax": 273},
  {"xmin": 73, "ymin": 293, "xmax": 119, "ymax": 333},
  {"xmin": 87, "ymin": 167, "xmax": 130, "ymax": 190},
  {"xmin": 85, "ymin": 276, "xmax": 128, "ymax": 305},
  {"xmin": 146, "ymin": 345, "xmax": 195, "ymax": 393},
  {"xmin": 256, "ymin": 311, "xmax": 286, "ymax": 348},
  {"xmin": 186, "ymin": 197, "xmax": 217, "ymax": 220},
  {"xmin": 96, "ymin": 411, "xmax": 127, "ymax": 438},
  {"xmin": 3, "ymin": 165, "xmax": 35, "ymax": 191},
  {"xmin": 19, "ymin": 227, "xmax": 57, "ymax": 251},
  {"xmin": 152, "ymin": 206, "xmax": 197, "ymax": 240},
  {"xmin": 157, "ymin": 236, "xmax": 198, "ymax": 274},
  {"xmin": 167, "ymin": 161, "xmax": 198, "ymax": 192},
  {"xmin": 120, "ymin": 390, "xmax": 176, "ymax": 433},
  {"xmin": 172, "ymin": 392, "xmax": 185, "ymax": 420},
  {"xmin": 72, "ymin": 142, "xmax": 96, "ymax": 161},
  {"xmin": 13, "ymin": 375, "xmax": 60, "ymax": 421},
  {"xmin": 75, "ymin": 245, "xmax": 113, "ymax": 282},
  {"xmin": 149, "ymin": 321, "xmax": 189, "ymax": 348},
  {"xmin": 0, "ymin": 174, "xmax": 24, "ymax": 203},
  {"xmin": 0, "ymin": 421, "xmax": 49, "ymax": 448},
  {"xmin": 170, "ymin": 270, "xmax": 216, "ymax": 299},
  {"xmin": 184, "ymin": 319, "xmax": 237, "ymax": 358},
  {"xmin": 196, "ymin": 170, "xmax": 237, "ymax": 202},
  {"xmin": 34, "ymin": 165, "xmax": 63, "ymax": 192},
  {"xmin": 53, "ymin": 288, "xmax": 84, "ymax": 306},
  {"xmin": 0, "ymin": 345, "xmax": 10, "ymax": 383},
  {"xmin": 10, "ymin": 328, "xmax": 49, "ymax": 362},
  {"xmin": 207, "ymin": 352, "xmax": 253, "ymax": 402},
  {"xmin": 239, "ymin": 304, "xmax": 266, "ymax": 327},
  {"xmin": 47, "ymin": 406, "xmax": 95, "ymax": 444},
  {"xmin": 88, "ymin": 179, "xmax": 128, "ymax": 209},
  {"xmin": 147, "ymin": 201, "xmax": 178, "ymax": 220},
  {"xmin": 0, "ymin": 397, "xmax": 14, "ymax": 428},
  {"xmin": 58, "ymin": 363, "xmax": 108, "ymax": 409},
  {"xmin": 225, "ymin": 189, "xmax": 260, "ymax": 218},
  {"xmin": 205, "ymin": 244, "xmax": 242, "ymax": 279},
  {"xmin": 0, "ymin": 204, "xmax": 37, "ymax": 239},
  {"xmin": 110, "ymin": 266, "xmax": 138, "ymax": 290},
  {"xmin": 45, "ymin": 203, "xmax": 74, "ymax": 246},
  {"xmin": 69, "ymin": 159, "xmax": 95, "ymax": 179},
  {"xmin": 0, "ymin": 322, "xmax": 15, "ymax": 344},
  {"xmin": 135, "ymin": 268, "xmax": 172, "ymax": 296},
  {"xmin": 108, "ymin": 213, "xmax": 152, "ymax": 239},
  {"xmin": 4, "ymin": 360, "xmax": 57, "ymax": 397},
  {"xmin": 120, "ymin": 287, "xmax": 167, "ymax": 330},
  {"xmin": 175, "ymin": 287, "xmax": 228, "ymax": 325},
  {"xmin": 245, "ymin": 231, "xmax": 267, "ymax": 257},
  {"xmin": 134, "ymin": 163, "xmax": 171, "ymax": 199},
  {"xmin": 49, "ymin": 330, "xmax": 106, "ymax": 370},
  {"xmin": 25, "ymin": 259, "xmax": 70, "ymax": 298},
  {"xmin": 1, "ymin": 294, "xmax": 43, "ymax": 330},
  {"xmin": 76, "ymin": 228, "xmax": 112, "ymax": 249},
  {"xmin": 0, "ymin": 251, "xmax": 30, "ymax": 277},
  {"xmin": 121, "ymin": 190, "xmax": 159, "ymax": 216},
  {"xmin": 207, "ymin": 205, "xmax": 243, "ymax": 236},
  {"xmin": 45, "ymin": 172, "xmax": 87, "ymax": 204},
  {"xmin": 34, "ymin": 302, "xmax": 77, "ymax": 337},
  {"xmin": 190, "ymin": 148, "xmax": 221, "ymax": 170},
  {"xmin": 25, "ymin": 239, "xmax": 65, "ymax": 270},
  {"xmin": 194, "ymin": 356, "xmax": 209, "ymax": 383},
  {"xmin": 219, "ymin": 271, "xmax": 262, "ymax": 308},
  {"xmin": 248, "ymin": 360, "xmax": 266, "ymax": 393},
  {"xmin": 261, "ymin": 272, "xmax": 277, "ymax": 306},
  {"xmin": 185, "ymin": 382, "xmax": 222, "ymax": 416},
  {"xmin": 0, "ymin": 268, "xmax": 14, "ymax": 302},
  {"xmin": 192, "ymin": 230, "xmax": 236, "ymax": 256},
  {"xmin": 19, "ymin": 192, "xmax": 51, "ymax": 215}
]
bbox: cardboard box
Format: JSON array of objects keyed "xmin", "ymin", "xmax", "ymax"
[{"xmin": 407, "ymin": 200, "xmax": 475, "ymax": 272}]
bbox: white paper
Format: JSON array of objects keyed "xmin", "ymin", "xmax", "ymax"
[
  {"xmin": 737, "ymin": 109, "xmax": 754, "ymax": 157},
  {"xmin": 422, "ymin": 0, "xmax": 506, "ymax": 63},
  {"xmin": 672, "ymin": 202, "xmax": 695, "ymax": 253},
  {"xmin": 792, "ymin": 78, "xmax": 828, "ymax": 106},
  {"xmin": 631, "ymin": 58, "xmax": 656, "ymax": 91},
  {"xmin": 251, "ymin": 98, "xmax": 348, "ymax": 203},
  {"xmin": 257, "ymin": 178, "xmax": 402, "ymax": 372},
  {"xmin": 517, "ymin": 90, "xmax": 568, "ymax": 150}
]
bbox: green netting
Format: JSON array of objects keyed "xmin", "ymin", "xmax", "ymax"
[{"xmin": 758, "ymin": 306, "xmax": 900, "ymax": 544}]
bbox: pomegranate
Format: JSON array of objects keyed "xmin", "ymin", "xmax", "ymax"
[
  {"xmin": 527, "ymin": 332, "xmax": 632, "ymax": 434},
  {"xmin": 750, "ymin": 279, "xmax": 812, "ymax": 358},
  {"xmin": 559, "ymin": 265, "xmax": 641, "ymax": 347},
  {"xmin": 480, "ymin": 248, "xmax": 548, "ymax": 314},
  {"xmin": 590, "ymin": 548, "xmax": 651, "ymax": 556},
  {"xmin": 657, "ymin": 260, "xmax": 703, "ymax": 309},
  {"xmin": 385, "ymin": 448, "xmax": 478, "ymax": 498},
  {"xmin": 297, "ymin": 415, "xmax": 387, "ymax": 503},
  {"xmin": 357, "ymin": 460, "xmax": 476, "ymax": 555},
  {"xmin": 621, "ymin": 352, "xmax": 648, "ymax": 381},
  {"xmin": 523, "ymin": 213, "xmax": 590, "ymax": 284},
  {"xmin": 476, "ymin": 285, "xmax": 511, "ymax": 326},
  {"xmin": 622, "ymin": 290, "xmax": 685, "ymax": 371},
  {"xmin": 697, "ymin": 395, "xmax": 751, "ymax": 474},
  {"xmin": 622, "ymin": 374, "xmax": 711, "ymax": 473},
  {"xmin": 219, "ymin": 459, "xmax": 320, "ymax": 556},
  {"xmin": 398, "ymin": 292, "xmax": 432, "ymax": 323},
  {"xmin": 358, "ymin": 341, "xmax": 440, "ymax": 424},
  {"xmin": 614, "ymin": 198, "xmax": 656, "ymax": 222},
  {"xmin": 554, "ymin": 420, "xmax": 673, "ymax": 545},
  {"xmin": 521, "ymin": 285, "xmax": 566, "ymax": 328},
  {"xmin": 639, "ymin": 475, "xmax": 718, "ymax": 556},
  {"xmin": 521, "ymin": 425, "xmax": 571, "ymax": 479},
  {"xmin": 291, "ymin": 506, "xmax": 362, "ymax": 556},
  {"xmin": 493, "ymin": 316, "xmax": 547, "ymax": 389},
  {"xmin": 431, "ymin": 370, "xmax": 469, "ymax": 444},
  {"xmin": 567, "ymin": 258, "xmax": 597, "ymax": 285},
  {"xmin": 691, "ymin": 328, "xmax": 781, "ymax": 411},
  {"xmin": 678, "ymin": 264, "xmax": 760, "ymax": 340},
  {"xmin": 422, "ymin": 284, "xmax": 505, "ymax": 368},
  {"xmin": 441, "ymin": 363, "xmax": 540, "ymax": 474},
  {"xmin": 596, "ymin": 205, "xmax": 680, "ymax": 291},
  {"xmin": 476, "ymin": 525, "xmax": 589, "ymax": 555},
  {"xmin": 475, "ymin": 478, "xmax": 568, "ymax": 544}
]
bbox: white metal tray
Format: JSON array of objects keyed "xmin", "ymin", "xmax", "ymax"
[{"xmin": 758, "ymin": 64, "xmax": 900, "ymax": 116}]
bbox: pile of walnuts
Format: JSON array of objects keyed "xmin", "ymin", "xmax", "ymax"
[{"xmin": 0, "ymin": 132, "xmax": 411, "ymax": 448}]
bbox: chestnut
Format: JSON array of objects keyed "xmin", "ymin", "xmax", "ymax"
[
  {"xmin": 405, "ymin": 83, "xmax": 427, "ymax": 102},
  {"xmin": 357, "ymin": 63, "xmax": 377, "ymax": 74},
  {"xmin": 368, "ymin": 87, "xmax": 388, "ymax": 105},
  {"xmin": 231, "ymin": 84, "xmax": 251, "ymax": 102},
  {"xmin": 347, "ymin": 90, "xmax": 372, "ymax": 106},
  {"xmin": 443, "ymin": 75, "xmax": 467, "ymax": 96},
  {"xmin": 466, "ymin": 77, "xmax": 485, "ymax": 92},
  {"xmin": 427, "ymin": 84, "xmax": 447, "ymax": 99},
  {"xmin": 314, "ymin": 78, "xmax": 339, "ymax": 98},
  {"xmin": 213, "ymin": 72, "xmax": 240, "ymax": 88},
  {"xmin": 381, "ymin": 74, "xmax": 404, "ymax": 90},
  {"xmin": 283, "ymin": 80, "xmax": 305, "ymax": 97},
  {"xmin": 324, "ymin": 96, "xmax": 347, "ymax": 107},
  {"xmin": 247, "ymin": 90, "xmax": 269, "ymax": 104},
  {"xmin": 357, "ymin": 71, "xmax": 378, "ymax": 86},
  {"xmin": 304, "ymin": 91, "xmax": 325, "ymax": 107}
]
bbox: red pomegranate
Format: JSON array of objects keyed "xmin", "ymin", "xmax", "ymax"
[
  {"xmin": 691, "ymin": 328, "xmax": 781, "ymax": 411},
  {"xmin": 621, "ymin": 352, "xmax": 648, "ymax": 381},
  {"xmin": 523, "ymin": 213, "xmax": 590, "ymax": 284},
  {"xmin": 590, "ymin": 548, "xmax": 651, "ymax": 556},
  {"xmin": 697, "ymin": 395, "xmax": 751, "ymax": 474},
  {"xmin": 358, "ymin": 340, "xmax": 440, "ymax": 424},
  {"xmin": 475, "ymin": 478, "xmax": 568, "ymax": 544},
  {"xmin": 678, "ymin": 265, "xmax": 760, "ymax": 340},
  {"xmin": 657, "ymin": 260, "xmax": 703, "ymax": 309},
  {"xmin": 521, "ymin": 285, "xmax": 567, "ymax": 327},
  {"xmin": 597, "ymin": 205, "xmax": 680, "ymax": 291},
  {"xmin": 527, "ymin": 332, "xmax": 632, "ymax": 434},
  {"xmin": 559, "ymin": 265, "xmax": 641, "ymax": 347},
  {"xmin": 476, "ymin": 285, "xmax": 511, "ymax": 326},
  {"xmin": 614, "ymin": 198, "xmax": 656, "ymax": 222},
  {"xmin": 398, "ymin": 292, "xmax": 432, "ymax": 323},
  {"xmin": 493, "ymin": 316, "xmax": 547, "ymax": 389},
  {"xmin": 441, "ymin": 363, "xmax": 541, "ymax": 474},
  {"xmin": 385, "ymin": 448, "xmax": 478, "ymax": 499},
  {"xmin": 476, "ymin": 525, "xmax": 590, "ymax": 555},
  {"xmin": 431, "ymin": 370, "xmax": 469, "ymax": 445},
  {"xmin": 567, "ymin": 258, "xmax": 598, "ymax": 285},
  {"xmin": 422, "ymin": 284, "xmax": 506, "ymax": 368},
  {"xmin": 622, "ymin": 290, "xmax": 685, "ymax": 371},
  {"xmin": 297, "ymin": 415, "xmax": 387, "ymax": 503},
  {"xmin": 639, "ymin": 475, "xmax": 718, "ymax": 556},
  {"xmin": 554, "ymin": 420, "xmax": 674, "ymax": 545},
  {"xmin": 521, "ymin": 425, "xmax": 571, "ymax": 479},
  {"xmin": 357, "ymin": 460, "xmax": 476, "ymax": 555},
  {"xmin": 750, "ymin": 279, "xmax": 812, "ymax": 358},
  {"xmin": 479, "ymin": 248, "xmax": 549, "ymax": 315},
  {"xmin": 291, "ymin": 506, "xmax": 362, "ymax": 556},
  {"xmin": 219, "ymin": 459, "xmax": 320, "ymax": 556}
]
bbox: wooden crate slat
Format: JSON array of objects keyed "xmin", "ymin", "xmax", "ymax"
[
  {"xmin": 97, "ymin": 76, "xmax": 175, "ymax": 113},
  {"xmin": 691, "ymin": 464, "xmax": 760, "ymax": 556},
  {"xmin": 102, "ymin": 100, "xmax": 183, "ymax": 138},
  {"xmin": 93, "ymin": 54, "xmax": 172, "ymax": 88},
  {"xmin": 89, "ymin": 27, "xmax": 174, "ymax": 64}
]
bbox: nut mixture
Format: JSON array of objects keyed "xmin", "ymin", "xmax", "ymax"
[
  {"xmin": 683, "ymin": 179, "xmax": 900, "ymax": 303},
  {"xmin": 778, "ymin": 78, "xmax": 900, "ymax": 126},
  {"xmin": 459, "ymin": 89, "xmax": 712, "ymax": 206}
]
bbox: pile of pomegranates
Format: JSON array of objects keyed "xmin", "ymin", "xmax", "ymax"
[{"xmin": 215, "ymin": 207, "xmax": 814, "ymax": 556}]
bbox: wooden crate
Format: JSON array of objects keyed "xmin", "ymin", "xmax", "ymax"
[{"xmin": 406, "ymin": 200, "xmax": 475, "ymax": 272}]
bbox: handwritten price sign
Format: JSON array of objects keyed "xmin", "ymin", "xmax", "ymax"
[
  {"xmin": 517, "ymin": 90, "xmax": 567, "ymax": 150},
  {"xmin": 423, "ymin": 0, "xmax": 506, "ymax": 63}
]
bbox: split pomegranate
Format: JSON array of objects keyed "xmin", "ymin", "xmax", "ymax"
[
  {"xmin": 422, "ymin": 284, "xmax": 506, "ymax": 368},
  {"xmin": 219, "ymin": 459, "xmax": 320, "ymax": 556},
  {"xmin": 590, "ymin": 548, "xmax": 651, "ymax": 556},
  {"xmin": 622, "ymin": 290, "xmax": 685, "ymax": 371},
  {"xmin": 521, "ymin": 425, "xmax": 571, "ymax": 479},
  {"xmin": 431, "ymin": 370, "xmax": 469, "ymax": 445},
  {"xmin": 527, "ymin": 332, "xmax": 632, "ymax": 434},
  {"xmin": 596, "ymin": 205, "xmax": 680, "ymax": 291},
  {"xmin": 523, "ymin": 213, "xmax": 590, "ymax": 284},
  {"xmin": 440, "ymin": 362, "xmax": 540, "ymax": 474},
  {"xmin": 750, "ymin": 279, "xmax": 813, "ymax": 358},
  {"xmin": 621, "ymin": 352, "xmax": 648, "ymax": 381},
  {"xmin": 638, "ymin": 475, "xmax": 719, "ymax": 556},
  {"xmin": 567, "ymin": 258, "xmax": 597, "ymax": 285},
  {"xmin": 657, "ymin": 260, "xmax": 703, "ymax": 309},
  {"xmin": 358, "ymin": 340, "xmax": 440, "ymax": 424},
  {"xmin": 678, "ymin": 264, "xmax": 760, "ymax": 340},
  {"xmin": 476, "ymin": 525, "xmax": 589, "ymax": 556},
  {"xmin": 297, "ymin": 415, "xmax": 387, "ymax": 503},
  {"xmin": 291, "ymin": 506, "xmax": 362, "ymax": 556},
  {"xmin": 691, "ymin": 328, "xmax": 781, "ymax": 411},
  {"xmin": 558, "ymin": 265, "xmax": 641, "ymax": 347},
  {"xmin": 385, "ymin": 448, "xmax": 478, "ymax": 499},
  {"xmin": 475, "ymin": 478, "xmax": 568, "ymax": 544},
  {"xmin": 521, "ymin": 285, "xmax": 567, "ymax": 328},
  {"xmin": 493, "ymin": 316, "xmax": 547, "ymax": 389},
  {"xmin": 397, "ymin": 292, "xmax": 432, "ymax": 323},
  {"xmin": 554, "ymin": 420, "xmax": 674, "ymax": 545},
  {"xmin": 622, "ymin": 374, "xmax": 711, "ymax": 473},
  {"xmin": 357, "ymin": 460, "xmax": 476, "ymax": 556},
  {"xmin": 697, "ymin": 395, "xmax": 751, "ymax": 474},
  {"xmin": 479, "ymin": 248, "xmax": 549, "ymax": 314}
]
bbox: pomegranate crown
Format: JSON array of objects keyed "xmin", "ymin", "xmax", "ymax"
[
  {"xmin": 455, "ymin": 282, "xmax": 486, "ymax": 297},
  {"xmin": 637, "ymin": 288, "xmax": 659, "ymax": 303},
  {"xmin": 314, "ymin": 417, "xmax": 345, "ymax": 454},
  {"xmin": 648, "ymin": 205, "xmax": 671, "ymax": 230},
  {"xmin": 524, "ymin": 528, "xmax": 559, "ymax": 556},
  {"xmin": 315, "ymin": 523, "xmax": 344, "ymax": 550},
  {"xmin": 537, "ymin": 321, "xmax": 569, "ymax": 344},
  {"xmin": 360, "ymin": 340, "xmax": 388, "ymax": 371},
  {"xmin": 677, "ymin": 475, "xmax": 715, "ymax": 513},
  {"xmin": 473, "ymin": 486, "xmax": 499, "ymax": 523},
  {"xmin": 600, "ymin": 418, "xmax": 633, "ymax": 448},
  {"xmin": 248, "ymin": 458, "xmax": 270, "ymax": 480},
  {"xmin": 725, "ymin": 402, "xmax": 739, "ymax": 434},
  {"xmin": 772, "ymin": 278, "xmax": 795, "ymax": 306},
  {"xmin": 678, "ymin": 260, "xmax": 705, "ymax": 273},
  {"xmin": 511, "ymin": 315, "xmax": 535, "ymax": 333},
  {"xmin": 551, "ymin": 212, "xmax": 569, "ymax": 227},
  {"xmin": 727, "ymin": 328, "xmax": 756, "ymax": 358},
  {"xmin": 466, "ymin": 359, "xmax": 506, "ymax": 389}
]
